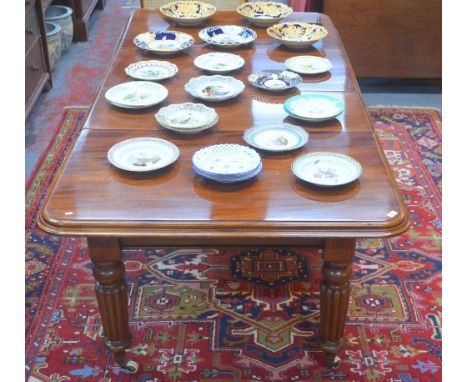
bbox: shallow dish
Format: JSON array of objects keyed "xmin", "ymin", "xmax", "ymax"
[
  {"xmin": 185, "ymin": 75, "xmax": 245, "ymax": 102},
  {"xmin": 284, "ymin": 55, "xmax": 332, "ymax": 75},
  {"xmin": 193, "ymin": 161, "xmax": 262, "ymax": 183},
  {"xmin": 107, "ymin": 137, "xmax": 180, "ymax": 172},
  {"xmin": 160, "ymin": 1, "xmax": 216, "ymax": 26},
  {"xmin": 125, "ymin": 60, "xmax": 178, "ymax": 81},
  {"xmin": 248, "ymin": 70, "xmax": 302, "ymax": 92},
  {"xmin": 237, "ymin": 1, "xmax": 293, "ymax": 27},
  {"xmin": 292, "ymin": 152, "xmax": 362, "ymax": 187},
  {"xmin": 134, "ymin": 31, "xmax": 194, "ymax": 55},
  {"xmin": 105, "ymin": 81, "xmax": 168, "ymax": 109},
  {"xmin": 199, "ymin": 25, "xmax": 256, "ymax": 48},
  {"xmin": 267, "ymin": 22, "xmax": 328, "ymax": 49},
  {"xmin": 284, "ymin": 94, "xmax": 343, "ymax": 121},
  {"xmin": 156, "ymin": 103, "xmax": 218, "ymax": 134},
  {"xmin": 193, "ymin": 144, "xmax": 261, "ymax": 176},
  {"xmin": 243, "ymin": 123, "xmax": 309, "ymax": 152},
  {"xmin": 194, "ymin": 52, "xmax": 245, "ymax": 73}
]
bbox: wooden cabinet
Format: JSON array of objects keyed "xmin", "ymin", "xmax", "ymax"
[
  {"xmin": 54, "ymin": 0, "xmax": 106, "ymax": 41},
  {"xmin": 25, "ymin": 0, "xmax": 52, "ymax": 118},
  {"xmin": 323, "ymin": 0, "xmax": 442, "ymax": 78}
]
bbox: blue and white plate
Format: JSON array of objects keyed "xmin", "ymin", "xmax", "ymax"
[
  {"xmin": 248, "ymin": 70, "xmax": 302, "ymax": 92},
  {"xmin": 133, "ymin": 31, "xmax": 194, "ymax": 55},
  {"xmin": 192, "ymin": 144, "xmax": 262, "ymax": 182},
  {"xmin": 199, "ymin": 25, "xmax": 257, "ymax": 48},
  {"xmin": 284, "ymin": 94, "xmax": 344, "ymax": 122},
  {"xmin": 243, "ymin": 123, "xmax": 309, "ymax": 152}
]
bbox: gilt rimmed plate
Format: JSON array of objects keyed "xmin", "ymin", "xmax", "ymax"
[
  {"xmin": 199, "ymin": 25, "xmax": 257, "ymax": 48},
  {"xmin": 284, "ymin": 56, "xmax": 332, "ymax": 75},
  {"xmin": 160, "ymin": 1, "xmax": 216, "ymax": 26},
  {"xmin": 248, "ymin": 70, "xmax": 302, "ymax": 92},
  {"xmin": 125, "ymin": 60, "xmax": 178, "ymax": 81},
  {"xmin": 105, "ymin": 81, "xmax": 169, "ymax": 109},
  {"xmin": 194, "ymin": 52, "xmax": 245, "ymax": 73},
  {"xmin": 133, "ymin": 31, "xmax": 194, "ymax": 55},
  {"xmin": 284, "ymin": 94, "xmax": 343, "ymax": 121},
  {"xmin": 185, "ymin": 75, "xmax": 245, "ymax": 102},
  {"xmin": 267, "ymin": 22, "xmax": 328, "ymax": 49},
  {"xmin": 243, "ymin": 123, "xmax": 309, "ymax": 152},
  {"xmin": 237, "ymin": 1, "xmax": 293, "ymax": 27},
  {"xmin": 156, "ymin": 103, "xmax": 218, "ymax": 134},
  {"xmin": 193, "ymin": 144, "xmax": 261, "ymax": 176},
  {"xmin": 292, "ymin": 152, "xmax": 362, "ymax": 186},
  {"xmin": 107, "ymin": 137, "xmax": 180, "ymax": 173}
]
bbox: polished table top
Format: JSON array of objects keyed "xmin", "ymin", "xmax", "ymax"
[{"xmin": 39, "ymin": 10, "xmax": 409, "ymax": 240}]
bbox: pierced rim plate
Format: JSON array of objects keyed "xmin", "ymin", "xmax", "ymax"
[
  {"xmin": 193, "ymin": 144, "xmax": 261, "ymax": 176},
  {"xmin": 107, "ymin": 137, "xmax": 180, "ymax": 172},
  {"xmin": 194, "ymin": 52, "xmax": 245, "ymax": 73},
  {"xmin": 125, "ymin": 60, "xmax": 178, "ymax": 81},
  {"xmin": 243, "ymin": 123, "xmax": 309, "ymax": 152},
  {"xmin": 248, "ymin": 70, "xmax": 302, "ymax": 92},
  {"xmin": 292, "ymin": 152, "xmax": 362, "ymax": 187},
  {"xmin": 199, "ymin": 25, "xmax": 257, "ymax": 48},
  {"xmin": 133, "ymin": 31, "xmax": 194, "ymax": 55},
  {"xmin": 284, "ymin": 94, "xmax": 344, "ymax": 121},
  {"xmin": 185, "ymin": 75, "xmax": 245, "ymax": 102},
  {"xmin": 105, "ymin": 81, "xmax": 169, "ymax": 109},
  {"xmin": 156, "ymin": 103, "xmax": 218, "ymax": 133},
  {"xmin": 284, "ymin": 56, "xmax": 332, "ymax": 75}
]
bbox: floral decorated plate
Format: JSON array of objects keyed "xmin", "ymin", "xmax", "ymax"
[
  {"xmin": 248, "ymin": 70, "xmax": 302, "ymax": 92},
  {"xmin": 194, "ymin": 52, "xmax": 245, "ymax": 73},
  {"xmin": 284, "ymin": 94, "xmax": 343, "ymax": 121},
  {"xmin": 199, "ymin": 25, "xmax": 257, "ymax": 48},
  {"xmin": 243, "ymin": 123, "xmax": 309, "ymax": 152},
  {"xmin": 125, "ymin": 60, "xmax": 178, "ymax": 81},
  {"xmin": 160, "ymin": 1, "xmax": 216, "ymax": 26},
  {"xmin": 237, "ymin": 1, "xmax": 293, "ymax": 27},
  {"xmin": 105, "ymin": 81, "xmax": 169, "ymax": 109},
  {"xmin": 133, "ymin": 31, "xmax": 194, "ymax": 55},
  {"xmin": 267, "ymin": 22, "xmax": 328, "ymax": 49},
  {"xmin": 284, "ymin": 56, "xmax": 332, "ymax": 75},
  {"xmin": 193, "ymin": 144, "xmax": 261, "ymax": 176},
  {"xmin": 185, "ymin": 75, "xmax": 245, "ymax": 102},
  {"xmin": 292, "ymin": 152, "xmax": 362, "ymax": 187},
  {"xmin": 107, "ymin": 137, "xmax": 180, "ymax": 173},
  {"xmin": 156, "ymin": 103, "xmax": 218, "ymax": 134}
]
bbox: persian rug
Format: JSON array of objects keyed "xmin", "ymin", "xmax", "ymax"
[{"xmin": 25, "ymin": 107, "xmax": 442, "ymax": 382}]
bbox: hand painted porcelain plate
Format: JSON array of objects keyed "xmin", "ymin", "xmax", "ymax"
[
  {"xmin": 248, "ymin": 70, "xmax": 302, "ymax": 92},
  {"xmin": 160, "ymin": 1, "xmax": 216, "ymax": 26},
  {"xmin": 194, "ymin": 52, "xmax": 245, "ymax": 73},
  {"xmin": 284, "ymin": 56, "xmax": 332, "ymax": 75},
  {"xmin": 156, "ymin": 103, "xmax": 218, "ymax": 134},
  {"xmin": 292, "ymin": 152, "xmax": 362, "ymax": 186},
  {"xmin": 185, "ymin": 75, "xmax": 245, "ymax": 102},
  {"xmin": 125, "ymin": 60, "xmax": 178, "ymax": 81},
  {"xmin": 105, "ymin": 81, "xmax": 168, "ymax": 109},
  {"xmin": 243, "ymin": 123, "xmax": 309, "ymax": 152},
  {"xmin": 237, "ymin": 1, "xmax": 293, "ymax": 27},
  {"xmin": 267, "ymin": 22, "xmax": 328, "ymax": 49},
  {"xmin": 133, "ymin": 31, "xmax": 194, "ymax": 55},
  {"xmin": 193, "ymin": 144, "xmax": 261, "ymax": 176},
  {"xmin": 107, "ymin": 137, "xmax": 180, "ymax": 172},
  {"xmin": 199, "ymin": 25, "xmax": 257, "ymax": 48},
  {"xmin": 284, "ymin": 94, "xmax": 344, "ymax": 121}
]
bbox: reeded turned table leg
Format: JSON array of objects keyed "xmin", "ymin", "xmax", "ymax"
[
  {"xmin": 320, "ymin": 239, "xmax": 355, "ymax": 368},
  {"xmin": 88, "ymin": 238, "xmax": 137, "ymax": 372}
]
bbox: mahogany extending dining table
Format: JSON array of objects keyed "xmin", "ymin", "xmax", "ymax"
[{"xmin": 38, "ymin": 9, "xmax": 410, "ymax": 372}]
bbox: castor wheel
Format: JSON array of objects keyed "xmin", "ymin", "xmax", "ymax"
[
  {"xmin": 325, "ymin": 354, "xmax": 341, "ymax": 369},
  {"xmin": 125, "ymin": 360, "xmax": 139, "ymax": 373}
]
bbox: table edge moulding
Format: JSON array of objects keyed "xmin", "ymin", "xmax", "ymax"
[{"xmin": 37, "ymin": 9, "xmax": 409, "ymax": 371}]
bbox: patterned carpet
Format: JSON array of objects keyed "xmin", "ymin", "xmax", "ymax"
[{"xmin": 25, "ymin": 107, "xmax": 442, "ymax": 382}]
